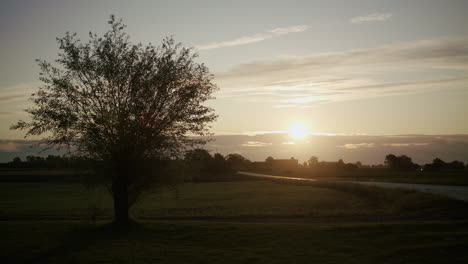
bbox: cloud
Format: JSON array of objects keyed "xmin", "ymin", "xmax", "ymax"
[
  {"xmin": 214, "ymin": 36, "xmax": 468, "ymax": 106},
  {"xmin": 195, "ymin": 25, "xmax": 309, "ymax": 50},
  {"xmin": 269, "ymin": 25, "xmax": 310, "ymax": 35},
  {"xmin": 0, "ymin": 111, "xmax": 23, "ymax": 116},
  {"xmin": 340, "ymin": 143, "xmax": 375, "ymax": 149},
  {"xmin": 0, "ymin": 139, "xmax": 69, "ymax": 162},
  {"xmin": 241, "ymin": 141, "xmax": 272, "ymax": 147},
  {"xmin": 381, "ymin": 143, "xmax": 430, "ymax": 147},
  {"xmin": 0, "ymin": 142, "xmax": 20, "ymax": 152},
  {"xmin": 0, "ymin": 82, "xmax": 37, "ymax": 98},
  {"xmin": 0, "ymin": 94, "xmax": 29, "ymax": 102},
  {"xmin": 350, "ymin": 12, "xmax": 393, "ymax": 24},
  {"xmin": 1, "ymin": 135, "xmax": 468, "ymax": 164},
  {"xmin": 0, "ymin": 82, "xmax": 37, "ymax": 103},
  {"xmin": 204, "ymin": 134, "xmax": 468, "ymax": 165}
]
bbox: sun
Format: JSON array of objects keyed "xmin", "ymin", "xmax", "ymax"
[{"xmin": 288, "ymin": 123, "xmax": 309, "ymax": 140}]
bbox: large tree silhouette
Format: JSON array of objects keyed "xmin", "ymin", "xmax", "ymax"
[{"xmin": 11, "ymin": 16, "xmax": 218, "ymax": 225}]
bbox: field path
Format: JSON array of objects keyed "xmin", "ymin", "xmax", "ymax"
[{"xmin": 238, "ymin": 171, "xmax": 468, "ymax": 202}]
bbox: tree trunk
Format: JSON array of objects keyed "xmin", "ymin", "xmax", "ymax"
[{"xmin": 112, "ymin": 171, "xmax": 130, "ymax": 226}]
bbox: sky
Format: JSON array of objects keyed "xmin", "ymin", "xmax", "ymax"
[{"xmin": 1, "ymin": 0, "xmax": 468, "ymax": 162}]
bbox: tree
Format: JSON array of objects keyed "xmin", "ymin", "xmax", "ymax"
[
  {"xmin": 226, "ymin": 153, "xmax": 250, "ymax": 170},
  {"xmin": 210, "ymin": 153, "xmax": 229, "ymax": 173},
  {"xmin": 11, "ymin": 157, "xmax": 22, "ymax": 168},
  {"xmin": 423, "ymin": 158, "xmax": 465, "ymax": 171},
  {"xmin": 265, "ymin": 156, "xmax": 274, "ymax": 164},
  {"xmin": 307, "ymin": 156, "xmax": 318, "ymax": 168},
  {"xmin": 185, "ymin": 148, "xmax": 212, "ymax": 171},
  {"xmin": 11, "ymin": 16, "xmax": 218, "ymax": 226},
  {"xmin": 384, "ymin": 154, "xmax": 419, "ymax": 170}
]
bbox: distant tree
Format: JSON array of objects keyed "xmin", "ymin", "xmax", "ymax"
[
  {"xmin": 25, "ymin": 155, "xmax": 45, "ymax": 168},
  {"xmin": 185, "ymin": 149, "xmax": 213, "ymax": 164},
  {"xmin": 423, "ymin": 158, "xmax": 465, "ymax": 171},
  {"xmin": 11, "ymin": 157, "xmax": 22, "ymax": 168},
  {"xmin": 11, "ymin": 16, "xmax": 217, "ymax": 226},
  {"xmin": 449, "ymin": 160, "xmax": 465, "ymax": 170},
  {"xmin": 210, "ymin": 153, "xmax": 229, "ymax": 173},
  {"xmin": 213, "ymin": 153, "xmax": 225, "ymax": 162},
  {"xmin": 226, "ymin": 153, "xmax": 250, "ymax": 170},
  {"xmin": 385, "ymin": 154, "xmax": 419, "ymax": 170},
  {"xmin": 432, "ymin": 158, "xmax": 446, "ymax": 168},
  {"xmin": 356, "ymin": 161, "xmax": 362, "ymax": 168},
  {"xmin": 184, "ymin": 148, "xmax": 213, "ymax": 176},
  {"xmin": 46, "ymin": 155, "xmax": 66, "ymax": 169},
  {"xmin": 265, "ymin": 156, "xmax": 274, "ymax": 166},
  {"xmin": 343, "ymin": 162, "xmax": 358, "ymax": 170},
  {"xmin": 26, "ymin": 156, "xmax": 35, "ymax": 163},
  {"xmin": 307, "ymin": 156, "xmax": 319, "ymax": 168}
]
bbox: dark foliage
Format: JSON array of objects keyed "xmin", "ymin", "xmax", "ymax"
[
  {"xmin": 384, "ymin": 154, "xmax": 420, "ymax": 171},
  {"xmin": 11, "ymin": 16, "xmax": 217, "ymax": 225},
  {"xmin": 4, "ymin": 155, "xmax": 91, "ymax": 169},
  {"xmin": 184, "ymin": 149, "xmax": 251, "ymax": 181},
  {"xmin": 423, "ymin": 158, "xmax": 466, "ymax": 171}
]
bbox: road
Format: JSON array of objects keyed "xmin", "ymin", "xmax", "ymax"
[{"xmin": 238, "ymin": 171, "xmax": 468, "ymax": 202}]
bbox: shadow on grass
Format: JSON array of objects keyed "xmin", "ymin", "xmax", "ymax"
[{"xmin": 23, "ymin": 220, "xmax": 155, "ymax": 264}]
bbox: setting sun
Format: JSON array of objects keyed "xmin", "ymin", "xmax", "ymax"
[{"xmin": 289, "ymin": 123, "xmax": 309, "ymax": 140}]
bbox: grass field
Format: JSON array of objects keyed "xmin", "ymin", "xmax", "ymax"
[
  {"xmin": 1, "ymin": 179, "xmax": 468, "ymax": 263},
  {"xmin": 2, "ymin": 220, "xmax": 468, "ymax": 264},
  {"xmin": 1, "ymin": 180, "xmax": 467, "ymax": 220},
  {"xmin": 3, "ymin": 168, "xmax": 468, "ymax": 185}
]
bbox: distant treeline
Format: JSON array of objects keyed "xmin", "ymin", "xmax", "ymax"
[
  {"xmin": 1, "ymin": 151, "xmax": 466, "ymax": 174},
  {"xmin": 300, "ymin": 154, "xmax": 466, "ymax": 172},
  {"xmin": 0, "ymin": 151, "xmax": 250, "ymax": 182},
  {"xmin": 384, "ymin": 154, "xmax": 465, "ymax": 171},
  {"xmin": 0, "ymin": 155, "xmax": 91, "ymax": 169},
  {"xmin": 184, "ymin": 149, "xmax": 250, "ymax": 181}
]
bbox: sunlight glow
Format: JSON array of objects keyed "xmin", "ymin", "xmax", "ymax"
[{"xmin": 288, "ymin": 123, "xmax": 309, "ymax": 140}]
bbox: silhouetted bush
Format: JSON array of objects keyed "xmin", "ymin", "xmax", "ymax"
[
  {"xmin": 385, "ymin": 154, "xmax": 420, "ymax": 171},
  {"xmin": 423, "ymin": 158, "xmax": 465, "ymax": 171}
]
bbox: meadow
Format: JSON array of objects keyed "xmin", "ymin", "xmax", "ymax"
[{"xmin": 1, "ymin": 173, "xmax": 468, "ymax": 263}]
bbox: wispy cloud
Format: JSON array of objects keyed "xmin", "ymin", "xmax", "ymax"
[
  {"xmin": 195, "ymin": 25, "xmax": 310, "ymax": 50},
  {"xmin": 214, "ymin": 36, "xmax": 468, "ymax": 107},
  {"xmin": 2, "ymin": 135, "xmax": 467, "ymax": 164},
  {"xmin": 381, "ymin": 143, "xmax": 430, "ymax": 147},
  {"xmin": 0, "ymin": 82, "xmax": 37, "ymax": 103},
  {"xmin": 268, "ymin": 25, "xmax": 309, "ymax": 35},
  {"xmin": 203, "ymin": 134, "xmax": 468, "ymax": 164},
  {"xmin": 340, "ymin": 143, "xmax": 375, "ymax": 149},
  {"xmin": 241, "ymin": 141, "xmax": 272, "ymax": 147},
  {"xmin": 0, "ymin": 142, "xmax": 20, "ymax": 152},
  {"xmin": 350, "ymin": 12, "xmax": 393, "ymax": 24}
]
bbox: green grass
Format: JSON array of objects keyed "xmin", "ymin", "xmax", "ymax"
[
  {"xmin": 1, "ymin": 180, "xmax": 468, "ymax": 263},
  {"xmin": 1, "ymin": 220, "xmax": 468, "ymax": 264},
  {"xmin": 1, "ymin": 180, "xmax": 467, "ymax": 220}
]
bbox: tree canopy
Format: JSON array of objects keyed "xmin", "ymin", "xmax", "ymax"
[{"xmin": 11, "ymin": 16, "xmax": 218, "ymax": 225}]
